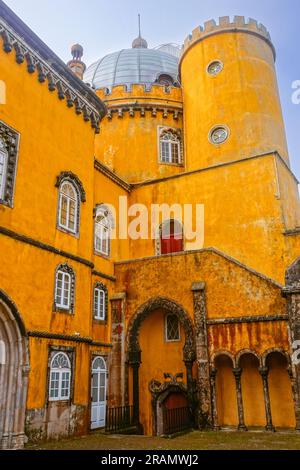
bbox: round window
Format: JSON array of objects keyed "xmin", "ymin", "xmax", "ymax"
[
  {"xmin": 207, "ymin": 60, "xmax": 223, "ymax": 76},
  {"xmin": 209, "ymin": 126, "xmax": 229, "ymax": 145}
]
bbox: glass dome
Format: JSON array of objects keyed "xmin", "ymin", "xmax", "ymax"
[{"xmin": 84, "ymin": 47, "xmax": 179, "ymax": 91}]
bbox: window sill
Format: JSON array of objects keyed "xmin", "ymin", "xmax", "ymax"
[
  {"xmin": 159, "ymin": 162, "xmax": 184, "ymax": 167},
  {"xmin": 48, "ymin": 399, "xmax": 71, "ymax": 404},
  {"xmin": 57, "ymin": 225, "xmax": 80, "ymax": 239},
  {"xmin": 94, "ymin": 250, "xmax": 111, "ymax": 260},
  {"xmin": 53, "ymin": 307, "xmax": 74, "ymax": 315},
  {"xmin": 92, "ymin": 319, "xmax": 107, "ymax": 325}
]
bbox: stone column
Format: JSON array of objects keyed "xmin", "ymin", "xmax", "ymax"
[
  {"xmin": 127, "ymin": 349, "xmax": 142, "ymax": 433},
  {"xmin": 282, "ymin": 258, "xmax": 300, "ymax": 431},
  {"xmin": 192, "ymin": 282, "xmax": 212, "ymax": 429},
  {"xmin": 233, "ymin": 367, "xmax": 247, "ymax": 431},
  {"xmin": 109, "ymin": 293, "xmax": 126, "ymax": 407},
  {"xmin": 184, "ymin": 359, "xmax": 194, "ymax": 402},
  {"xmin": 259, "ymin": 366, "xmax": 275, "ymax": 432},
  {"xmin": 210, "ymin": 368, "xmax": 220, "ymax": 430}
]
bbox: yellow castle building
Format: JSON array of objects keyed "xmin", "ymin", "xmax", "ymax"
[{"xmin": 1, "ymin": 0, "xmax": 300, "ymax": 449}]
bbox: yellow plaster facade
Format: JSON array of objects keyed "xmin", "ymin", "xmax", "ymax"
[{"xmin": 1, "ymin": 3, "xmax": 300, "ymax": 448}]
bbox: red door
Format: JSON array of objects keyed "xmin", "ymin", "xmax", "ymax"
[
  {"xmin": 161, "ymin": 220, "xmax": 183, "ymax": 255},
  {"xmin": 164, "ymin": 392, "xmax": 188, "ymax": 410}
]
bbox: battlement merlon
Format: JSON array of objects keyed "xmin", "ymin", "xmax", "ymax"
[
  {"xmin": 96, "ymin": 83, "xmax": 182, "ymax": 103},
  {"xmin": 180, "ymin": 16, "xmax": 276, "ymax": 63}
]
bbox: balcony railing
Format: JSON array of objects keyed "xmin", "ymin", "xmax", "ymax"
[
  {"xmin": 163, "ymin": 406, "xmax": 193, "ymax": 435},
  {"xmin": 105, "ymin": 405, "xmax": 134, "ymax": 433}
]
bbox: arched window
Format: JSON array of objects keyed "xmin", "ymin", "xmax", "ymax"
[
  {"xmin": 159, "ymin": 219, "xmax": 184, "ymax": 255},
  {"xmin": 58, "ymin": 181, "xmax": 78, "ymax": 233},
  {"xmin": 0, "ymin": 139, "xmax": 7, "ymax": 200},
  {"xmin": 49, "ymin": 352, "xmax": 71, "ymax": 401},
  {"xmin": 159, "ymin": 128, "xmax": 182, "ymax": 165},
  {"xmin": 94, "ymin": 283, "xmax": 108, "ymax": 321},
  {"xmin": 165, "ymin": 314, "xmax": 180, "ymax": 342},
  {"xmin": 56, "ymin": 172, "xmax": 86, "ymax": 235},
  {"xmin": 54, "ymin": 264, "xmax": 75, "ymax": 313},
  {"xmin": 94, "ymin": 207, "xmax": 112, "ymax": 257}
]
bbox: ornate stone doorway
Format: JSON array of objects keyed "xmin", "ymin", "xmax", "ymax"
[
  {"xmin": 149, "ymin": 373, "xmax": 193, "ymax": 436},
  {"xmin": 126, "ymin": 297, "xmax": 196, "ymax": 434},
  {"xmin": 0, "ymin": 291, "xmax": 29, "ymax": 449}
]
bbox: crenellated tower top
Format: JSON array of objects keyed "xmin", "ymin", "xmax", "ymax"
[{"xmin": 180, "ymin": 16, "xmax": 275, "ymax": 64}]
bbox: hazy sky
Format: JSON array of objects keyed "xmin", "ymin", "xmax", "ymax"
[{"xmin": 3, "ymin": 0, "xmax": 300, "ymax": 177}]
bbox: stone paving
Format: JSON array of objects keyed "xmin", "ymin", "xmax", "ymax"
[{"xmin": 26, "ymin": 430, "xmax": 300, "ymax": 450}]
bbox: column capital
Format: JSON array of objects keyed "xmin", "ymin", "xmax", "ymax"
[
  {"xmin": 259, "ymin": 366, "xmax": 269, "ymax": 377},
  {"xmin": 233, "ymin": 367, "xmax": 242, "ymax": 379},
  {"xmin": 192, "ymin": 282, "xmax": 206, "ymax": 292},
  {"xmin": 282, "ymin": 287, "xmax": 300, "ymax": 297}
]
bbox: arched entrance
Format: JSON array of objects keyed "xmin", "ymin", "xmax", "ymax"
[
  {"xmin": 149, "ymin": 374, "xmax": 193, "ymax": 436},
  {"xmin": 0, "ymin": 290, "xmax": 29, "ymax": 449},
  {"xmin": 126, "ymin": 297, "xmax": 196, "ymax": 435}
]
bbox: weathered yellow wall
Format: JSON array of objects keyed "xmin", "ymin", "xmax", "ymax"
[
  {"xmin": 215, "ymin": 355, "xmax": 238, "ymax": 426},
  {"xmin": 267, "ymin": 353, "xmax": 296, "ymax": 428},
  {"xmin": 126, "ymin": 154, "xmax": 290, "ymax": 283},
  {"xmin": 93, "ymin": 169, "xmax": 130, "ymax": 275},
  {"xmin": 0, "ymin": 46, "xmax": 94, "ymax": 260},
  {"xmin": 240, "ymin": 354, "xmax": 265, "ymax": 427},
  {"xmin": 208, "ymin": 322, "xmax": 289, "ymax": 356},
  {"xmin": 115, "ymin": 250, "xmax": 285, "ymax": 326},
  {"xmin": 0, "ymin": 41, "xmax": 114, "ymax": 414},
  {"xmin": 95, "ymin": 85, "xmax": 183, "ymax": 183},
  {"xmin": 138, "ymin": 308, "xmax": 186, "ymax": 435},
  {"xmin": 180, "ymin": 30, "xmax": 289, "ymax": 171},
  {"xmin": 275, "ymin": 158, "xmax": 300, "ymax": 231}
]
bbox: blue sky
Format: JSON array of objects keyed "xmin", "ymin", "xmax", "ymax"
[{"xmin": 3, "ymin": 0, "xmax": 300, "ymax": 178}]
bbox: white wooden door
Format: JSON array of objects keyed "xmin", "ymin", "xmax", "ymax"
[{"xmin": 91, "ymin": 356, "xmax": 107, "ymax": 429}]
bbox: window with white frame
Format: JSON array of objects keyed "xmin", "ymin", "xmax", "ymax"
[
  {"xmin": 94, "ymin": 207, "xmax": 111, "ymax": 257},
  {"xmin": 54, "ymin": 264, "xmax": 75, "ymax": 312},
  {"xmin": 49, "ymin": 352, "xmax": 71, "ymax": 401},
  {"xmin": 94, "ymin": 285, "xmax": 107, "ymax": 320},
  {"xmin": 159, "ymin": 129, "xmax": 182, "ymax": 165},
  {"xmin": 0, "ymin": 139, "xmax": 8, "ymax": 200},
  {"xmin": 58, "ymin": 181, "xmax": 78, "ymax": 234},
  {"xmin": 165, "ymin": 314, "xmax": 180, "ymax": 342}
]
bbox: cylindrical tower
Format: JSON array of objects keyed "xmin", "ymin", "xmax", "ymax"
[
  {"xmin": 180, "ymin": 16, "xmax": 289, "ymax": 171},
  {"xmin": 94, "ymin": 84, "xmax": 183, "ymax": 183}
]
